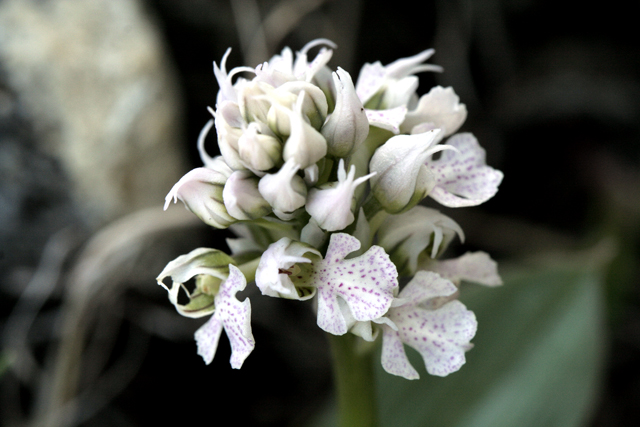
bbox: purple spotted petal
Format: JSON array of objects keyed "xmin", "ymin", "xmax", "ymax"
[
  {"xmin": 365, "ymin": 106, "xmax": 407, "ymax": 134},
  {"xmin": 383, "ymin": 271, "xmax": 477, "ymax": 378},
  {"xmin": 194, "ymin": 265, "xmax": 255, "ymax": 368},
  {"xmin": 314, "ymin": 233, "xmax": 398, "ymax": 335},
  {"xmin": 398, "ymin": 271, "xmax": 458, "ymax": 304},
  {"xmin": 426, "ymin": 133, "xmax": 503, "ymax": 207},
  {"xmin": 195, "ymin": 315, "xmax": 223, "ymax": 365},
  {"xmin": 381, "ymin": 325, "xmax": 420, "ymax": 379}
]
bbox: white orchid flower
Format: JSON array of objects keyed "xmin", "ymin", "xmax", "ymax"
[{"xmin": 381, "ymin": 271, "xmax": 477, "ymax": 379}]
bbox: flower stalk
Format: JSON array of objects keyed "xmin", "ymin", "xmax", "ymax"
[{"xmin": 329, "ymin": 333, "xmax": 379, "ymax": 427}]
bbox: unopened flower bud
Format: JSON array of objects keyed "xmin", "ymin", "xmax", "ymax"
[
  {"xmin": 258, "ymin": 159, "xmax": 307, "ymax": 216},
  {"xmin": 238, "ymin": 80, "xmax": 273, "ymax": 123},
  {"xmin": 223, "ymin": 170, "xmax": 271, "ymax": 220},
  {"xmin": 164, "ymin": 165, "xmax": 235, "ymax": 229},
  {"xmin": 215, "ymin": 101, "xmax": 246, "ymax": 170},
  {"xmin": 267, "ymin": 103, "xmax": 293, "ymax": 137},
  {"xmin": 369, "ymin": 129, "xmax": 453, "ymax": 213},
  {"xmin": 282, "ymin": 91, "xmax": 328, "ymax": 169},
  {"xmin": 322, "ymin": 68, "xmax": 369, "ymax": 158},
  {"xmin": 237, "ymin": 122, "xmax": 282, "ymax": 171},
  {"xmin": 306, "ymin": 159, "xmax": 375, "ymax": 231},
  {"xmin": 277, "ymin": 81, "xmax": 328, "ymax": 130}
]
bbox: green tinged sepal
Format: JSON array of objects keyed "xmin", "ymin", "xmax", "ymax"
[{"xmin": 156, "ymin": 248, "xmax": 237, "ymax": 318}]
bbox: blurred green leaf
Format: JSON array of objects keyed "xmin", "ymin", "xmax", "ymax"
[
  {"xmin": 0, "ymin": 352, "xmax": 11, "ymax": 378},
  {"xmin": 375, "ymin": 257, "xmax": 607, "ymax": 427}
]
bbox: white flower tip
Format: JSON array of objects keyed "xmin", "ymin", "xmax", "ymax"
[
  {"xmin": 301, "ymin": 38, "xmax": 337, "ymax": 54},
  {"xmin": 163, "ymin": 196, "xmax": 173, "ymax": 211}
]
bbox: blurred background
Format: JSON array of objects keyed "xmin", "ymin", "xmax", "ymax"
[{"xmin": 1, "ymin": 0, "xmax": 639, "ymax": 426}]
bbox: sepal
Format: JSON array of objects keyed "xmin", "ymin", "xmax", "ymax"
[
  {"xmin": 377, "ymin": 206, "xmax": 464, "ymax": 275},
  {"xmin": 222, "ymin": 170, "xmax": 272, "ymax": 220},
  {"xmin": 156, "ymin": 248, "xmax": 236, "ymax": 318},
  {"xmin": 164, "ymin": 166, "xmax": 235, "ymax": 229},
  {"xmin": 369, "ymin": 129, "xmax": 452, "ymax": 213},
  {"xmin": 305, "ymin": 160, "xmax": 375, "ymax": 231},
  {"xmin": 321, "ymin": 68, "xmax": 369, "ymax": 157}
]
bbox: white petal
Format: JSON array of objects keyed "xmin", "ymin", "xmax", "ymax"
[
  {"xmin": 399, "ymin": 271, "xmax": 458, "ymax": 303},
  {"xmin": 388, "ymin": 271, "xmax": 477, "ymax": 377},
  {"xmin": 427, "ymin": 133, "xmax": 503, "ymax": 207},
  {"xmin": 384, "ymin": 49, "xmax": 438, "ymax": 79},
  {"xmin": 195, "ymin": 315, "xmax": 223, "ymax": 365},
  {"xmin": 382, "ymin": 76, "xmax": 419, "ymax": 109},
  {"xmin": 355, "ymin": 61, "xmax": 386, "ymax": 105},
  {"xmin": 401, "ymin": 86, "xmax": 467, "ymax": 136},
  {"xmin": 381, "ymin": 324, "xmax": 420, "ymax": 380},
  {"xmin": 396, "ymin": 299, "xmax": 476, "ymax": 377},
  {"xmin": 421, "ymin": 251, "xmax": 502, "ymax": 287},
  {"xmin": 365, "ymin": 106, "xmax": 407, "ymax": 134}
]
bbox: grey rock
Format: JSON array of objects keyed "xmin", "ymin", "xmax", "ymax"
[{"xmin": 0, "ymin": 0, "xmax": 187, "ymax": 226}]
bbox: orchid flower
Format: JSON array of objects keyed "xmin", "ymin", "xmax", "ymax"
[
  {"xmin": 156, "ymin": 250, "xmax": 254, "ymax": 368},
  {"xmin": 159, "ymin": 40, "xmax": 504, "ymax": 415},
  {"xmin": 381, "ymin": 271, "xmax": 477, "ymax": 379}
]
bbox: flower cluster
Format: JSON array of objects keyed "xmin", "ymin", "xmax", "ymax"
[{"xmin": 158, "ymin": 40, "xmax": 503, "ymax": 379}]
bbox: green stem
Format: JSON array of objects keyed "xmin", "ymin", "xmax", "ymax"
[
  {"xmin": 328, "ymin": 334, "xmax": 379, "ymax": 427},
  {"xmin": 237, "ymin": 257, "xmax": 260, "ymax": 283}
]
